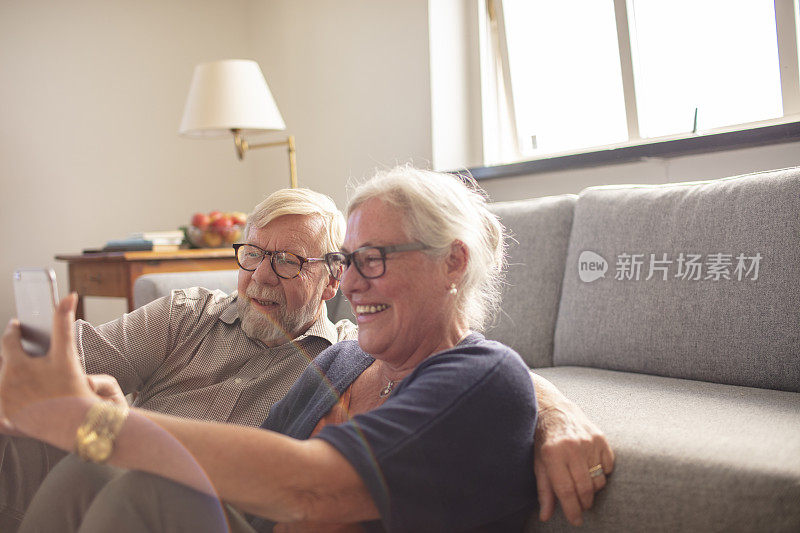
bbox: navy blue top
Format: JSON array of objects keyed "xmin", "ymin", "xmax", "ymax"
[{"xmin": 260, "ymin": 333, "xmax": 538, "ymax": 532}]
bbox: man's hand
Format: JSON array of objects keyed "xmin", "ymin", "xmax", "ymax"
[
  {"xmin": 86, "ymin": 374, "xmax": 127, "ymax": 407},
  {"xmin": 531, "ymin": 373, "xmax": 614, "ymax": 526}
]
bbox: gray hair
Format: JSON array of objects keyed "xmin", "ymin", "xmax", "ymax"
[
  {"xmin": 245, "ymin": 188, "xmax": 345, "ymax": 255},
  {"xmin": 347, "ymin": 166, "xmax": 506, "ymax": 331}
]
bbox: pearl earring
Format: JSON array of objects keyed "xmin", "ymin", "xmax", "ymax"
[{"xmin": 449, "ymin": 283, "xmax": 458, "ymax": 295}]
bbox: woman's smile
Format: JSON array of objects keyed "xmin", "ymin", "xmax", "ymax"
[{"xmin": 354, "ymin": 303, "xmax": 390, "ymax": 315}]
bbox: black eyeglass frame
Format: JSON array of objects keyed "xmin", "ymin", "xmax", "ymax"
[
  {"xmin": 232, "ymin": 243, "xmax": 327, "ymax": 279},
  {"xmin": 324, "ymin": 242, "xmax": 431, "ymax": 281}
]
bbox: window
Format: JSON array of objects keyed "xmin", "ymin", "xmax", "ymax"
[
  {"xmin": 481, "ymin": 0, "xmax": 800, "ymax": 166},
  {"xmin": 632, "ymin": 0, "xmax": 783, "ymax": 138},
  {"xmin": 501, "ymin": 0, "xmax": 628, "ymax": 157}
]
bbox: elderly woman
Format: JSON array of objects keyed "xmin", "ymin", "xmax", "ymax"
[{"xmin": 1, "ymin": 168, "xmax": 606, "ymax": 531}]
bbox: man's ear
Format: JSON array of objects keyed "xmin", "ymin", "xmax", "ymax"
[
  {"xmin": 445, "ymin": 240, "xmax": 469, "ymax": 281},
  {"xmin": 321, "ymin": 275, "xmax": 340, "ymax": 301}
]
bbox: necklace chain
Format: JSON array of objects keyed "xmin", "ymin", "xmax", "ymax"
[{"xmin": 379, "ymin": 379, "xmax": 397, "ymax": 398}]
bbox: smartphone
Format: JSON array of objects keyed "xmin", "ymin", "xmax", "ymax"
[{"xmin": 12, "ymin": 268, "xmax": 59, "ymax": 356}]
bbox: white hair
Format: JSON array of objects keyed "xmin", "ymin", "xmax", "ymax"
[
  {"xmin": 347, "ymin": 165, "xmax": 506, "ymax": 331},
  {"xmin": 245, "ymin": 188, "xmax": 345, "ymax": 255}
]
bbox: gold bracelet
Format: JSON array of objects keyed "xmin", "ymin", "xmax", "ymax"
[{"xmin": 75, "ymin": 401, "xmax": 129, "ymax": 464}]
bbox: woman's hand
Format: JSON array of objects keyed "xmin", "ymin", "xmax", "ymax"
[{"xmin": 0, "ymin": 293, "xmax": 98, "ymax": 440}]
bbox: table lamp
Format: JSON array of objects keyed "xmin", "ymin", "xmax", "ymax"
[{"xmin": 179, "ymin": 59, "xmax": 298, "ymax": 188}]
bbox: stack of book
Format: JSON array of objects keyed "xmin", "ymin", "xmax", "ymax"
[{"xmin": 101, "ymin": 230, "xmax": 185, "ymax": 252}]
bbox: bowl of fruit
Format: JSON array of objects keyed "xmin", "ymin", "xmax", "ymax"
[{"xmin": 187, "ymin": 211, "xmax": 247, "ymax": 248}]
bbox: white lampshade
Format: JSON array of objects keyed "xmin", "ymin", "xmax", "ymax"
[{"xmin": 179, "ymin": 59, "xmax": 286, "ymax": 138}]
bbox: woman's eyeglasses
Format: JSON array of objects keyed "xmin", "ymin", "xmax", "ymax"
[{"xmin": 323, "ymin": 243, "xmax": 430, "ymax": 281}]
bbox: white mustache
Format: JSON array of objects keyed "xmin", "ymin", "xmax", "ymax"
[{"xmin": 246, "ymin": 290, "xmax": 286, "ymax": 306}]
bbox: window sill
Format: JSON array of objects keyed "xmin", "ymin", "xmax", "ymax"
[{"xmin": 468, "ymin": 120, "xmax": 800, "ymax": 180}]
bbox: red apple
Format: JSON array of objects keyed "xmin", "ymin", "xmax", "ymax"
[
  {"xmin": 208, "ymin": 210, "xmax": 223, "ymax": 222},
  {"xmin": 230, "ymin": 212, "xmax": 247, "ymax": 226},
  {"xmin": 191, "ymin": 212, "xmax": 210, "ymax": 230},
  {"xmin": 210, "ymin": 215, "xmax": 233, "ymax": 234}
]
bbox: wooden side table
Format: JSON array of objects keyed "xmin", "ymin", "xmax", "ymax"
[{"xmin": 55, "ymin": 248, "xmax": 237, "ymax": 319}]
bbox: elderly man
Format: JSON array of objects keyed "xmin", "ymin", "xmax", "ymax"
[{"xmin": 1, "ymin": 187, "xmax": 612, "ymax": 531}]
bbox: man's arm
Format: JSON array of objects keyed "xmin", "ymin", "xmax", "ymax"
[
  {"xmin": 531, "ymin": 372, "xmax": 614, "ymax": 526},
  {"xmin": 74, "ymin": 294, "xmax": 175, "ymax": 393}
]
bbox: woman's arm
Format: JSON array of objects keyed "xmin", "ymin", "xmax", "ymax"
[
  {"xmin": 0, "ymin": 294, "xmax": 377, "ymax": 523},
  {"xmin": 122, "ymin": 410, "xmax": 376, "ymax": 521}
]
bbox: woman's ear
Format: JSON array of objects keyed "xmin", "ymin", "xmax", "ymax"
[{"xmin": 445, "ymin": 240, "xmax": 469, "ymax": 281}]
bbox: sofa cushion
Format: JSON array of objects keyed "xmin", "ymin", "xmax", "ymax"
[
  {"xmin": 487, "ymin": 195, "xmax": 577, "ymax": 368},
  {"xmin": 553, "ymin": 167, "xmax": 800, "ymax": 392},
  {"xmin": 530, "ymin": 366, "xmax": 800, "ymax": 532}
]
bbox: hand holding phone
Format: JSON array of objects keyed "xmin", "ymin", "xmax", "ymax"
[{"xmin": 12, "ymin": 268, "xmax": 59, "ymax": 356}]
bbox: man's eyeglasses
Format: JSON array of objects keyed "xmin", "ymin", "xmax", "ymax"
[
  {"xmin": 233, "ymin": 243, "xmax": 327, "ymax": 279},
  {"xmin": 324, "ymin": 243, "xmax": 430, "ymax": 281}
]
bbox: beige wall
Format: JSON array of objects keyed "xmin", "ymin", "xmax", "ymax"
[
  {"xmin": 247, "ymin": 0, "xmax": 432, "ymax": 209},
  {"xmin": 0, "ymin": 0, "xmax": 433, "ymax": 325},
  {"xmin": 0, "ymin": 0, "xmax": 256, "ymax": 324}
]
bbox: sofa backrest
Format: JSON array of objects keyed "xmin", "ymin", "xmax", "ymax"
[
  {"xmin": 133, "ymin": 270, "xmax": 239, "ymax": 308},
  {"xmin": 486, "ymin": 194, "xmax": 577, "ymax": 369},
  {"xmin": 553, "ymin": 166, "xmax": 800, "ymax": 393}
]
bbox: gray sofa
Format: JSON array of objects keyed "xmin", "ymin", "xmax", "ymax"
[{"xmin": 133, "ymin": 166, "xmax": 800, "ymax": 532}]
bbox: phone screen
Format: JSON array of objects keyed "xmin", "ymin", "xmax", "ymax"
[{"xmin": 12, "ymin": 268, "xmax": 59, "ymax": 356}]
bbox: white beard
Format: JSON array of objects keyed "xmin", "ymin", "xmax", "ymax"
[{"xmin": 237, "ymin": 286, "xmax": 324, "ymax": 345}]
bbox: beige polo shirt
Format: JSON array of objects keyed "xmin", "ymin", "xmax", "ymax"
[{"xmin": 76, "ymin": 287, "xmax": 357, "ymax": 427}]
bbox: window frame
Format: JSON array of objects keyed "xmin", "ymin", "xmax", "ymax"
[{"xmin": 472, "ymin": 0, "xmax": 800, "ymax": 179}]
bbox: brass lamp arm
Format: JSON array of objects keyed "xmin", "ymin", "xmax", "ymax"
[{"xmin": 231, "ymin": 129, "xmax": 298, "ymax": 188}]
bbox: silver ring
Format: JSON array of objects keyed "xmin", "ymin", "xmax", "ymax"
[{"xmin": 589, "ymin": 464, "xmax": 604, "ymax": 478}]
